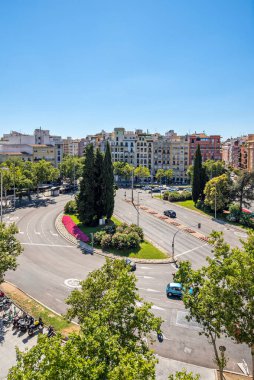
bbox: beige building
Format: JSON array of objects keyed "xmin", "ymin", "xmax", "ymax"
[
  {"xmin": 31, "ymin": 144, "xmax": 55, "ymax": 165},
  {"xmin": 135, "ymin": 133, "xmax": 153, "ymax": 173},
  {"xmin": 63, "ymin": 137, "xmax": 80, "ymax": 156},
  {"xmin": 246, "ymin": 134, "xmax": 254, "ymax": 172}
]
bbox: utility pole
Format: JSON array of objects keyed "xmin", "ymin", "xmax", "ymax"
[
  {"xmin": 137, "ymin": 191, "xmax": 141, "ymax": 226},
  {"xmin": 0, "ymin": 167, "xmax": 9, "ymax": 223},
  {"xmin": 131, "ymin": 168, "xmax": 134, "ymax": 203},
  {"xmin": 214, "ymin": 183, "xmax": 217, "ymax": 219}
]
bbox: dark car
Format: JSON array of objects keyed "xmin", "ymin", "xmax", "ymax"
[
  {"xmin": 125, "ymin": 258, "xmax": 136, "ymax": 271},
  {"xmin": 163, "ymin": 210, "xmax": 176, "ymax": 218}
]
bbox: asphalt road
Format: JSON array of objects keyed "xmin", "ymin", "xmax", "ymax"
[{"xmin": 4, "ymin": 193, "xmax": 251, "ymax": 372}]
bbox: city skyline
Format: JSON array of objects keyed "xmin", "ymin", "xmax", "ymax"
[{"xmin": 0, "ymin": 0, "xmax": 253, "ymax": 139}]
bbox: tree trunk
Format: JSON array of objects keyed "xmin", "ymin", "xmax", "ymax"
[
  {"xmin": 210, "ymin": 334, "xmax": 224, "ymax": 380},
  {"xmin": 251, "ymin": 344, "xmax": 254, "ymax": 380}
]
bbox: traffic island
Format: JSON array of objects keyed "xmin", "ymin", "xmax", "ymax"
[{"xmin": 56, "ymin": 212, "xmax": 172, "ymax": 263}]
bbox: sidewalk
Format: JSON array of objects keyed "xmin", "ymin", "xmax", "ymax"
[{"xmin": 156, "ymin": 355, "xmax": 216, "ymax": 380}]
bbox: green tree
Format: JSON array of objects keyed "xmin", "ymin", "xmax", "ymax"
[
  {"xmin": 165, "ymin": 169, "xmax": 173, "ymax": 184},
  {"xmin": 9, "ymin": 259, "xmax": 162, "ymax": 380},
  {"xmin": 103, "ymin": 142, "xmax": 114, "ymax": 219},
  {"xmin": 192, "ymin": 145, "xmax": 203, "ymax": 203},
  {"xmin": 77, "ymin": 144, "xmax": 95, "ymax": 225},
  {"xmin": 168, "ymin": 369, "xmax": 200, "ymax": 380},
  {"xmin": 94, "ymin": 148, "xmax": 104, "ymax": 221},
  {"xmin": 231, "ymin": 171, "xmax": 254, "ymax": 212},
  {"xmin": 0, "ymin": 222, "xmax": 23, "ymax": 283},
  {"xmin": 204, "ymin": 174, "xmax": 232, "ymax": 211},
  {"xmin": 176, "ymin": 230, "xmax": 254, "ymax": 379},
  {"xmin": 32, "ymin": 160, "xmax": 59, "ymax": 195},
  {"xmin": 155, "ymin": 169, "xmax": 165, "ymax": 184},
  {"xmin": 208, "ymin": 231, "xmax": 254, "ymax": 379},
  {"xmin": 203, "ymin": 160, "xmax": 226, "ymax": 179},
  {"xmin": 134, "ymin": 166, "xmax": 150, "ymax": 183},
  {"xmin": 59, "ymin": 155, "xmax": 83, "ymax": 184}
]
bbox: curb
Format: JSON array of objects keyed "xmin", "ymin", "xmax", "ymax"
[{"xmin": 55, "ymin": 212, "xmax": 173, "ymax": 264}]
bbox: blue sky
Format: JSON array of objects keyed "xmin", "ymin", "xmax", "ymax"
[{"xmin": 0, "ymin": 0, "xmax": 253, "ymax": 139}]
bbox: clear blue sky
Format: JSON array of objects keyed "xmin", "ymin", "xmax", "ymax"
[{"xmin": 0, "ymin": 0, "xmax": 253, "ymax": 139}]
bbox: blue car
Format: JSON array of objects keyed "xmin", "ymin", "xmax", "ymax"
[
  {"xmin": 166, "ymin": 282, "xmax": 183, "ymax": 298},
  {"xmin": 166, "ymin": 283, "xmax": 193, "ymax": 298}
]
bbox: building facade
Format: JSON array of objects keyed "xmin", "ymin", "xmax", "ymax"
[{"xmin": 189, "ymin": 133, "xmax": 221, "ymax": 164}]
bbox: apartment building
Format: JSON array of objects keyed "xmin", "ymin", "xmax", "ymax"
[
  {"xmin": 135, "ymin": 132, "xmax": 153, "ymax": 172},
  {"xmin": 189, "ymin": 133, "xmax": 221, "ymax": 164},
  {"xmin": 0, "ymin": 129, "xmax": 63, "ymax": 166},
  {"xmin": 63, "ymin": 137, "xmax": 80, "ymax": 156},
  {"xmin": 246, "ymin": 134, "xmax": 254, "ymax": 172}
]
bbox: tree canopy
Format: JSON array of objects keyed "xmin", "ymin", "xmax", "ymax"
[
  {"xmin": 9, "ymin": 259, "xmax": 162, "ymax": 380},
  {"xmin": 204, "ymin": 174, "xmax": 232, "ymax": 211},
  {"xmin": 0, "ymin": 222, "xmax": 23, "ymax": 283}
]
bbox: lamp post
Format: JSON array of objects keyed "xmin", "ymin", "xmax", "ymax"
[
  {"xmin": 214, "ymin": 183, "xmax": 217, "ymax": 219},
  {"xmin": 137, "ymin": 191, "xmax": 142, "ymax": 226},
  {"xmin": 171, "ymin": 222, "xmax": 201, "ymax": 264},
  {"xmin": 1, "ymin": 167, "xmax": 9, "ymax": 223}
]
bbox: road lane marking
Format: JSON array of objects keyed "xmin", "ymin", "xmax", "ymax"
[
  {"xmin": 50, "ymin": 231, "xmax": 58, "ymax": 236},
  {"xmin": 139, "ymin": 288, "xmax": 161, "ymax": 293},
  {"xmin": 55, "ymin": 298, "xmax": 63, "ymax": 303},
  {"xmin": 19, "ymin": 230, "xmax": 24, "ymax": 234},
  {"xmin": 21, "ymin": 243, "xmax": 76, "ymax": 248},
  {"xmin": 64, "ymin": 279, "xmax": 81, "ymax": 289},
  {"xmin": 136, "ymin": 275, "xmax": 154, "ymax": 279},
  {"xmin": 35, "ymin": 231, "xmax": 41, "ymax": 235},
  {"xmin": 152, "ymin": 305, "xmax": 165, "ymax": 311},
  {"xmin": 174, "ymin": 244, "xmax": 208, "ymax": 258},
  {"xmin": 140, "ymin": 266, "xmax": 153, "ymax": 270}
]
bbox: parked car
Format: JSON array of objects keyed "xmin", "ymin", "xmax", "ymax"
[
  {"xmin": 125, "ymin": 258, "xmax": 136, "ymax": 271},
  {"xmin": 163, "ymin": 209, "xmax": 176, "ymax": 218}
]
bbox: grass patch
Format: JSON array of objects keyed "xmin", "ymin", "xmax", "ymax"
[
  {"xmin": 107, "ymin": 241, "xmax": 167, "ymax": 259},
  {"xmin": 175, "ymin": 200, "xmax": 209, "ymax": 215},
  {"xmin": 1, "ymin": 283, "xmax": 79, "ymax": 335},
  {"xmin": 66, "ymin": 214, "xmax": 167, "ymax": 259}
]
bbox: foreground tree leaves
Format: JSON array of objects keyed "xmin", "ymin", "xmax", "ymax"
[
  {"xmin": 8, "ymin": 259, "xmax": 162, "ymax": 380},
  {"xmin": 0, "ymin": 222, "xmax": 22, "ymax": 283}
]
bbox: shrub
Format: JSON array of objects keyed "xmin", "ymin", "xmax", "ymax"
[
  {"xmin": 111, "ymin": 233, "xmax": 129, "ymax": 250},
  {"xmin": 93, "ymin": 230, "xmax": 107, "ymax": 245},
  {"xmin": 62, "ymin": 215, "xmax": 89, "ymax": 243},
  {"xmin": 126, "ymin": 232, "xmax": 141, "ymax": 249},
  {"xmin": 102, "ymin": 224, "xmax": 116, "ymax": 235},
  {"xmin": 163, "ymin": 191, "xmax": 169, "ymax": 200},
  {"xmin": 128, "ymin": 224, "xmax": 144, "ymax": 241},
  {"xmin": 166, "ymin": 191, "xmax": 192, "ymax": 202},
  {"xmin": 64, "ymin": 200, "xmax": 77, "ymax": 214},
  {"xmin": 101, "ymin": 234, "xmax": 112, "ymax": 250},
  {"xmin": 116, "ymin": 223, "xmax": 129, "ymax": 234},
  {"xmin": 228, "ymin": 204, "xmax": 241, "ymax": 222}
]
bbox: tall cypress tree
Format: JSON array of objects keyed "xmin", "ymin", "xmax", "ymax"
[
  {"xmin": 192, "ymin": 144, "xmax": 202, "ymax": 204},
  {"xmin": 94, "ymin": 148, "xmax": 104, "ymax": 222},
  {"xmin": 77, "ymin": 144, "xmax": 95, "ymax": 225},
  {"xmin": 103, "ymin": 142, "xmax": 114, "ymax": 219}
]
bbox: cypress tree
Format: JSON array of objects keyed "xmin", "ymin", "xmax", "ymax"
[
  {"xmin": 103, "ymin": 142, "xmax": 114, "ymax": 219},
  {"xmin": 77, "ymin": 144, "xmax": 95, "ymax": 225},
  {"xmin": 94, "ymin": 148, "xmax": 104, "ymax": 222},
  {"xmin": 192, "ymin": 144, "xmax": 202, "ymax": 204}
]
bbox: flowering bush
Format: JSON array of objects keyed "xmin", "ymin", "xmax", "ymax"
[
  {"xmin": 62, "ymin": 215, "xmax": 90, "ymax": 243},
  {"xmin": 101, "ymin": 234, "xmax": 112, "ymax": 249},
  {"xmin": 94, "ymin": 230, "xmax": 107, "ymax": 245}
]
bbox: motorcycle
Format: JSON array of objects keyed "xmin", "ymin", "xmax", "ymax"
[
  {"xmin": 12, "ymin": 314, "xmax": 23, "ymax": 329},
  {"xmin": 28, "ymin": 317, "xmax": 44, "ymax": 336},
  {"xmin": 2, "ymin": 310, "xmax": 13, "ymax": 326},
  {"xmin": 47, "ymin": 326, "xmax": 56, "ymax": 338},
  {"xmin": 18, "ymin": 315, "xmax": 33, "ymax": 332},
  {"xmin": 0, "ymin": 297, "xmax": 12, "ymax": 310}
]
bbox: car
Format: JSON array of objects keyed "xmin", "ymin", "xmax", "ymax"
[
  {"xmin": 163, "ymin": 209, "xmax": 176, "ymax": 218},
  {"xmin": 166, "ymin": 282, "xmax": 193, "ymax": 298},
  {"xmin": 125, "ymin": 258, "xmax": 136, "ymax": 271},
  {"xmin": 166, "ymin": 282, "xmax": 183, "ymax": 298}
]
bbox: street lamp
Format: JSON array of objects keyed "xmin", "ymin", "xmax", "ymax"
[
  {"xmin": 214, "ymin": 183, "xmax": 217, "ymax": 219},
  {"xmin": 137, "ymin": 191, "xmax": 142, "ymax": 226},
  {"xmin": 171, "ymin": 222, "xmax": 201, "ymax": 264},
  {"xmin": 1, "ymin": 167, "xmax": 9, "ymax": 223}
]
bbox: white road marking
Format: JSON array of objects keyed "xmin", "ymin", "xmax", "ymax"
[
  {"xmin": 55, "ymin": 298, "xmax": 63, "ymax": 303},
  {"xmin": 35, "ymin": 231, "xmax": 41, "ymax": 235},
  {"xmin": 19, "ymin": 230, "xmax": 24, "ymax": 234},
  {"xmin": 136, "ymin": 275, "xmax": 154, "ymax": 279},
  {"xmin": 64, "ymin": 279, "xmax": 82, "ymax": 289},
  {"xmin": 139, "ymin": 287, "xmax": 161, "ymax": 293},
  {"xmin": 140, "ymin": 266, "xmax": 153, "ymax": 270},
  {"xmin": 50, "ymin": 231, "xmax": 58, "ymax": 236},
  {"xmin": 152, "ymin": 305, "xmax": 165, "ymax": 311},
  {"xmin": 174, "ymin": 244, "xmax": 208, "ymax": 258},
  {"xmin": 21, "ymin": 242, "xmax": 75, "ymax": 248}
]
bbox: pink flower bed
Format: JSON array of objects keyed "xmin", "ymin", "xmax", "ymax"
[{"xmin": 62, "ymin": 215, "xmax": 90, "ymax": 243}]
